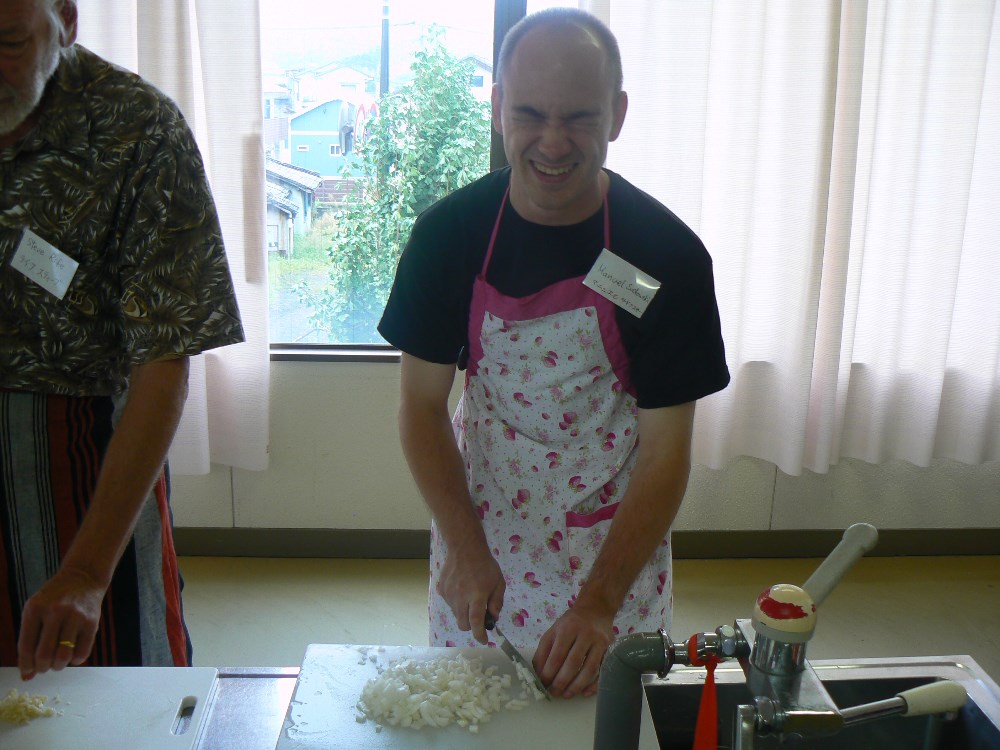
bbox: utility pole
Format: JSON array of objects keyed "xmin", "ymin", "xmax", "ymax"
[
  {"xmin": 380, "ymin": 0, "xmax": 389, "ymax": 97},
  {"xmin": 491, "ymin": 0, "xmax": 526, "ymax": 170}
]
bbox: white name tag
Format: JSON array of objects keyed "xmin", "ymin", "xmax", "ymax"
[
  {"xmin": 10, "ymin": 229, "xmax": 79, "ymax": 300},
  {"xmin": 582, "ymin": 248, "xmax": 661, "ymax": 318}
]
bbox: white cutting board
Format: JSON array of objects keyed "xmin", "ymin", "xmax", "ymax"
[
  {"xmin": 277, "ymin": 644, "xmax": 658, "ymax": 750},
  {"xmin": 0, "ymin": 666, "xmax": 218, "ymax": 750}
]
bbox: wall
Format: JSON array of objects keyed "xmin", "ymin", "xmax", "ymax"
[{"xmin": 170, "ymin": 360, "xmax": 1000, "ymax": 542}]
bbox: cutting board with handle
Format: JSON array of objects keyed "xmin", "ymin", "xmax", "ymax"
[
  {"xmin": 277, "ymin": 644, "xmax": 658, "ymax": 750},
  {"xmin": 0, "ymin": 666, "xmax": 218, "ymax": 750}
]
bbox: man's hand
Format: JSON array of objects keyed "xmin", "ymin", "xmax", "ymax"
[
  {"xmin": 533, "ymin": 601, "xmax": 614, "ymax": 699},
  {"xmin": 16, "ymin": 357, "xmax": 189, "ymax": 679},
  {"xmin": 437, "ymin": 542, "xmax": 505, "ymax": 644},
  {"xmin": 17, "ymin": 568, "xmax": 104, "ymax": 680},
  {"xmin": 398, "ymin": 353, "xmax": 505, "ymax": 643},
  {"xmin": 531, "ymin": 403, "xmax": 696, "ymax": 699}
]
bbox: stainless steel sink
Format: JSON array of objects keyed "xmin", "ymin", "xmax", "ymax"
[{"xmin": 640, "ymin": 656, "xmax": 1000, "ymax": 749}]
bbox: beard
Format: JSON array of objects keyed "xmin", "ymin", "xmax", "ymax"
[{"xmin": 0, "ymin": 30, "xmax": 62, "ymax": 137}]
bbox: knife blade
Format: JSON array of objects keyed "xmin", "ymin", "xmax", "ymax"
[{"xmin": 485, "ymin": 613, "xmax": 552, "ymax": 700}]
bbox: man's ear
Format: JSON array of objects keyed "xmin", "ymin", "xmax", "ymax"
[
  {"xmin": 609, "ymin": 90, "xmax": 628, "ymax": 142},
  {"xmin": 58, "ymin": 1, "xmax": 79, "ymax": 46},
  {"xmin": 491, "ymin": 83, "xmax": 503, "ymax": 135}
]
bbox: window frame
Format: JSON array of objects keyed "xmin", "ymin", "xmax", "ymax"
[{"xmin": 269, "ymin": 0, "xmax": 526, "ymax": 360}]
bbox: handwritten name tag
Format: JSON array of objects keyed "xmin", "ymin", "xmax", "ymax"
[
  {"xmin": 10, "ymin": 229, "xmax": 79, "ymax": 300},
  {"xmin": 582, "ymin": 248, "xmax": 661, "ymax": 318}
]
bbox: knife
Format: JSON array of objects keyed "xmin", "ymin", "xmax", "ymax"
[{"xmin": 485, "ymin": 613, "xmax": 552, "ymax": 700}]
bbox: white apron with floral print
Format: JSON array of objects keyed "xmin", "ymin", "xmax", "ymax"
[{"xmin": 428, "ymin": 188, "xmax": 672, "ymax": 649}]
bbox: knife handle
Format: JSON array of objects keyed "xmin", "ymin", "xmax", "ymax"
[{"xmin": 485, "ymin": 612, "xmax": 495, "ymax": 631}]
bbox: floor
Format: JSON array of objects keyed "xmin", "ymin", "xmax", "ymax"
[{"xmin": 178, "ymin": 555, "xmax": 1000, "ymax": 683}]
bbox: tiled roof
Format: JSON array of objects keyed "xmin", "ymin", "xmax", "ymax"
[
  {"xmin": 266, "ymin": 182, "xmax": 298, "ymax": 215},
  {"xmin": 266, "ymin": 157, "xmax": 323, "ymax": 191}
]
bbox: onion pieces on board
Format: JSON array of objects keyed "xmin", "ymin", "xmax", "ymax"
[
  {"xmin": 356, "ymin": 652, "xmax": 541, "ymax": 733},
  {"xmin": 0, "ymin": 689, "xmax": 61, "ymax": 725}
]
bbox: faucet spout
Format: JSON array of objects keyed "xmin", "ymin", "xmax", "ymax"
[{"xmin": 593, "ymin": 629, "xmax": 674, "ymax": 750}]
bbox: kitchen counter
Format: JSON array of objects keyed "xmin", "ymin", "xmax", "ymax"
[
  {"xmin": 1, "ymin": 654, "xmax": 642, "ymax": 750},
  {"xmin": 8, "ymin": 652, "xmax": 996, "ymax": 749},
  {"xmin": 197, "ymin": 664, "xmax": 605, "ymax": 750},
  {"xmin": 197, "ymin": 668, "xmax": 299, "ymax": 750},
  {"xmin": 197, "ymin": 644, "xmax": 659, "ymax": 750},
  {"xmin": 195, "ymin": 653, "xmax": 1000, "ymax": 750}
]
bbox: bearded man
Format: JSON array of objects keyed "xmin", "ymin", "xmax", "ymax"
[{"xmin": 1, "ymin": 0, "xmax": 244, "ymax": 678}]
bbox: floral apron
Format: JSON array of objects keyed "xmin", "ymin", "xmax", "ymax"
[{"xmin": 428, "ymin": 187, "xmax": 672, "ymax": 648}]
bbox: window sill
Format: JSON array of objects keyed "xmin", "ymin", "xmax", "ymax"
[{"xmin": 269, "ymin": 344, "xmax": 400, "ymax": 363}]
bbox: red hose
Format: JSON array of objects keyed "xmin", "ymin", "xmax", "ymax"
[{"xmin": 687, "ymin": 634, "xmax": 720, "ymax": 750}]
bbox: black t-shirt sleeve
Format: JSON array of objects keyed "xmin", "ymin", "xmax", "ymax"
[
  {"xmin": 377, "ymin": 207, "xmax": 469, "ymax": 364},
  {"xmin": 377, "ymin": 171, "xmax": 506, "ymax": 363},
  {"xmin": 624, "ymin": 244, "xmax": 730, "ymax": 409},
  {"xmin": 610, "ymin": 177, "xmax": 730, "ymax": 409}
]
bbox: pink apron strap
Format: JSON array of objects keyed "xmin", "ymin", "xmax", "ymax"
[{"xmin": 480, "ymin": 185, "xmax": 511, "ymax": 275}]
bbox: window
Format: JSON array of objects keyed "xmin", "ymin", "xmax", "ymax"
[
  {"xmin": 265, "ymin": 1, "xmax": 579, "ymax": 348},
  {"xmin": 263, "ymin": 0, "xmax": 498, "ymax": 347}
]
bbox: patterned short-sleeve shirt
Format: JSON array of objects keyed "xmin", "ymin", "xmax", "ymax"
[{"xmin": 0, "ymin": 46, "xmax": 244, "ymax": 397}]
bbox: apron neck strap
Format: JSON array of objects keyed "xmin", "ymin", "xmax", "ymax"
[{"xmin": 482, "ymin": 184, "xmax": 511, "ymax": 274}]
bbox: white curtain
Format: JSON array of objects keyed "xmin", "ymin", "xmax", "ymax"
[
  {"xmin": 74, "ymin": 0, "xmax": 999, "ymax": 477},
  {"xmin": 595, "ymin": 0, "xmax": 999, "ymax": 475},
  {"xmin": 76, "ymin": 0, "xmax": 270, "ymax": 473}
]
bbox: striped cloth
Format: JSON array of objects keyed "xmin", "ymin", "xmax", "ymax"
[{"xmin": 0, "ymin": 391, "xmax": 190, "ymax": 666}]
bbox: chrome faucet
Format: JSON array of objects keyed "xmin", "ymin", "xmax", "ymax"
[{"xmin": 593, "ymin": 523, "xmax": 969, "ymax": 750}]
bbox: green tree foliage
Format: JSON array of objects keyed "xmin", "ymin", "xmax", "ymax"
[{"xmin": 303, "ymin": 27, "xmax": 490, "ymax": 342}]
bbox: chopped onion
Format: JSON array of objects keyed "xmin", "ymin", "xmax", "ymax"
[
  {"xmin": 356, "ymin": 653, "xmax": 535, "ymax": 733},
  {"xmin": 513, "ymin": 660, "xmax": 548, "ymax": 701},
  {"xmin": 0, "ymin": 689, "xmax": 60, "ymax": 725}
]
